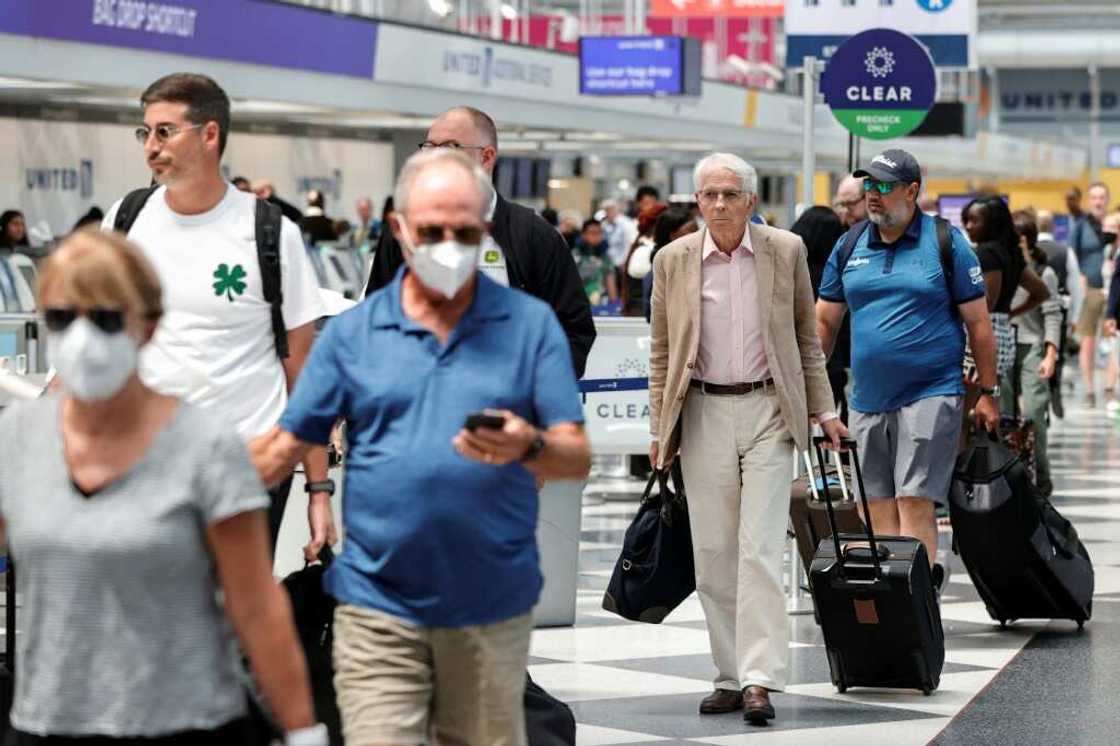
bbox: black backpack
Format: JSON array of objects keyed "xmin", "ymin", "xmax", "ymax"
[
  {"xmin": 836, "ymin": 216, "xmax": 955, "ymax": 298},
  {"xmin": 112, "ymin": 186, "xmax": 289, "ymax": 359}
]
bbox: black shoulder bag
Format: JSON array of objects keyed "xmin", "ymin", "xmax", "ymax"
[{"xmin": 602, "ymin": 462, "xmax": 695, "ymax": 623}]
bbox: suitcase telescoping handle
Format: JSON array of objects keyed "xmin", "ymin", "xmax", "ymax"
[{"xmin": 811, "ymin": 436, "xmax": 882, "ymax": 580}]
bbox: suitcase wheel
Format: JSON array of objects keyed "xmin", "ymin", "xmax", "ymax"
[
  {"xmin": 922, "ymin": 685, "xmax": 933, "ymax": 696},
  {"xmin": 1077, "ymin": 620, "xmax": 1085, "ymax": 632}
]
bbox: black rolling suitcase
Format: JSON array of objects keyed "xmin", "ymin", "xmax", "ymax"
[
  {"xmin": 808, "ymin": 437, "xmax": 944, "ymax": 695},
  {"xmin": 950, "ymin": 433, "xmax": 1093, "ymax": 628}
]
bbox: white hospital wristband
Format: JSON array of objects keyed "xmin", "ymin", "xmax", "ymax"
[{"xmin": 286, "ymin": 724, "xmax": 329, "ymax": 746}]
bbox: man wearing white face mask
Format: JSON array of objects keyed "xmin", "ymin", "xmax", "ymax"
[{"xmin": 250, "ymin": 149, "xmax": 591, "ymax": 746}]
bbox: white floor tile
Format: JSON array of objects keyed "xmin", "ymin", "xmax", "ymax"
[
  {"xmin": 529, "ymin": 662, "xmax": 712, "ymax": 702},
  {"xmin": 531, "ymin": 623, "xmax": 716, "ymax": 662},
  {"xmin": 784, "ymin": 669, "xmax": 1000, "ymax": 718}
]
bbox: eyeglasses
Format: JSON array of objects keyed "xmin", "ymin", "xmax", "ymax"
[
  {"xmin": 863, "ymin": 179, "xmax": 900, "ymax": 195},
  {"xmin": 44, "ymin": 307, "xmax": 126, "ymax": 334},
  {"xmin": 134, "ymin": 123, "xmax": 205, "ymax": 145},
  {"xmin": 696, "ymin": 189, "xmax": 745, "ymax": 205},
  {"xmin": 414, "ymin": 224, "xmax": 485, "ymax": 246},
  {"xmin": 418, "ymin": 140, "xmax": 488, "ymax": 151},
  {"xmin": 833, "ymin": 198, "xmax": 862, "ymax": 211}
]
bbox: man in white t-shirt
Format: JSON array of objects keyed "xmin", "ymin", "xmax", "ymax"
[{"xmin": 104, "ymin": 73, "xmax": 330, "ymax": 553}]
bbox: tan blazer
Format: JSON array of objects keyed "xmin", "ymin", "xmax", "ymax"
[{"xmin": 649, "ymin": 224, "xmax": 834, "ymax": 465}]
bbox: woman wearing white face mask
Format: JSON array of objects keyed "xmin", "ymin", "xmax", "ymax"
[{"xmin": 0, "ymin": 231, "xmax": 325, "ymax": 745}]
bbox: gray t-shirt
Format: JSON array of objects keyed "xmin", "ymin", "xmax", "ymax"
[{"xmin": 0, "ymin": 396, "xmax": 270, "ymax": 737}]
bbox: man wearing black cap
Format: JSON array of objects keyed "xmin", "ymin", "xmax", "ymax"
[{"xmin": 815, "ymin": 149, "xmax": 1000, "ymax": 591}]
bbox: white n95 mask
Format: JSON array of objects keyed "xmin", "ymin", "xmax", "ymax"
[
  {"xmin": 48, "ymin": 317, "xmax": 138, "ymax": 401},
  {"xmin": 398, "ymin": 216, "xmax": 481, "ymax": 299}
]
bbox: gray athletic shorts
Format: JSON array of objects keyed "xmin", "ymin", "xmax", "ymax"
[{"xmin": 849, "ymin": 395, "xmax": 964, "ymax": 505}]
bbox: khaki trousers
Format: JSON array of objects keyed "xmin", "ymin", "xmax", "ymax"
[
  {"xmin": 679, "ymin": 386, "xmax": 795, "ymax": 692},
  {"xmin": 332, "ymin": 604, "xmax": 532, "ymax": 745}
]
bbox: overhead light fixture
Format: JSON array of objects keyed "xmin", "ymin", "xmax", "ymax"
[
  {"xmin": 500, "ymin": 3, "xmax": 518, "ymax": 20},
  {"xmin": 427, "ymin": 0, "xmax": 453, "ymax": 18}
]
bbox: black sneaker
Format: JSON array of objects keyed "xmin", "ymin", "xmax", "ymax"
[{"xmin": 931, "ymin": 563, "xmax": 946, "ymax": 597}]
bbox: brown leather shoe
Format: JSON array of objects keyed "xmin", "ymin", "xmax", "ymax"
[
  {"xmin": 743, "ymin": 686, "xmax": 776, "ymax": 722},
  {"xmin": 699, "ymin": 689, "xmax": 742, "ymax": 714}
]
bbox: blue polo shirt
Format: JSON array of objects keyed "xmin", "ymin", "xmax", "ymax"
[
  {"xmin": 819, "ymin": 212, "xmax": 985, "ymax": 414},
  {"xmin": 279, "ymin": 269, "xmax": 584, "ymax": 627}
]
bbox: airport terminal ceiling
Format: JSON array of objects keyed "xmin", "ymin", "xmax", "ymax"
[{"xmin": 0, "ymin": 1, "xmax": 1097, "ymax": 177}]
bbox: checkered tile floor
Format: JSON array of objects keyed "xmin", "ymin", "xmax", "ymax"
[{"xmin": 533, "ymin": 394, "xmax": 1120, "ymax": 745}]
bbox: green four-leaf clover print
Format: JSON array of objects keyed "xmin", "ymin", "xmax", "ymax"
[{"xmin": 213, "ymin": 263, "xmax": 247, "ymax": 302}]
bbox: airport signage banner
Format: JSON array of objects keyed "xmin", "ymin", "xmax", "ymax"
[
  {"xmin": 648, "ymin": 0, "xmax": 783, "ymax": 18},
  {"xmin": 580, "ymin": 318, "xmax": 653, "ymax": 455},
  {"xmin": 821, "ymin": 28, "xmax": 937, "ymax": 140},
  {"xmin": 785, "ymin": 0, "xmax": 975, "ymax": 69},
  {"xmin": 0, "ymin": 0, "xmax": 378, "ymax": 78},
  {"xmin": 994, "ymin": 68, "xmax": 1120, "ymax": 124},
  {"xmin": 579, "ymin": 36, "xmax": 701, "ymax": 96}
]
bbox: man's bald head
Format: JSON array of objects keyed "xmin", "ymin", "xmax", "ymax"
[
  {"xmin": 425, "ymin": 107, "xmax": 499, "ymax": 175},
  {"xmin": 834, "ymin": 175, "xmax": 867, "ymax": 228}
]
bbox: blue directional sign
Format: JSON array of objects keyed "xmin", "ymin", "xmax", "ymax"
[
  {"xmin": 820, "ymin": 28, "xmax": 937, "ymax": 140},
  {"xmin": 579, "ymin": 36, "xmax": 701, "ymax": 96}
]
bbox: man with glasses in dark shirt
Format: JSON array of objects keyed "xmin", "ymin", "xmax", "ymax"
[{"xmin": 364, "ymin": 106, "xmax": 594, "ymax": 378}]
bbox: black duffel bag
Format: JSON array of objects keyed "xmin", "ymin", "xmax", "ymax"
[
  {"xmin": 525, "ymin": 672, "xmax": 576, "ymax": 746},
  {"xmin": 602, "ymin": 462, "xmax": 695, "ymax": 623},
  {"xmin": 281, "ymin": 546, "xmax": 343, "ymax": 745}
]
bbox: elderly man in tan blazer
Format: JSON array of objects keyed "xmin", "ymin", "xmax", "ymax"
[{"xmin": 649, "ymin": 153, "xmax": 846, "ymax": 724}]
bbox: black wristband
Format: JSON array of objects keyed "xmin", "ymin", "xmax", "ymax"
[{"xmin": 304, "ymin": 479, "xmax": 335, "ymax": 495}]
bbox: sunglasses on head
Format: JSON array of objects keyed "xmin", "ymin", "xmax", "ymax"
[
  {"xmin": 414, "ymin": 224, "xmax": 485, "ymax": 246},
  {"xmin": 44, "ymin": 307, "xmax": 126, "ymax": 334}
]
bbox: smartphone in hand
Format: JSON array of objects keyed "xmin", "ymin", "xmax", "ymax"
[{"xmin": 464, "ymin": 409, "xmax": 507, "ymax": 432}]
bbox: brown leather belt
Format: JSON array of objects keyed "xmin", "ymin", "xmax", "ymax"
[{"xmin": 689, "ymin": 378, "xmax": 774, "ymax": 396}]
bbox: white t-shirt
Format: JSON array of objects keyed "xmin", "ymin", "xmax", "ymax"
[{"xmin": 103, "ymin": 185, "xmax": 326, "ymax": 438}]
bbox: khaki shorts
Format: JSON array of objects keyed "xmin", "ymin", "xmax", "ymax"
[
  {"xmin": 332, "ymin": 604, "xmax": 533, "ymax": 746},
  {"xmin": 1078, "ymin": 287, "xmax": 1107, "ymax": 337}
]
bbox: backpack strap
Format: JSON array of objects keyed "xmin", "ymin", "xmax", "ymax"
[
  {"xmin": 254, "ymin": 198, "xmax": 288, "ymax": 360},
  {"xmin": 935, "ymin": 216, "xmax": 954, "ymax": 287},
  {"xmin": 836, "ymin": 219, "xmax": 870, "ymax": 274},
  {"xmin": 112, "ymin": 185, "xmax": 160, "ymax": 234}
]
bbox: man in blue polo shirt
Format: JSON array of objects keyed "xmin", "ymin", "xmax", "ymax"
[
  {"xmin": 816, "ymin": 149, "xmax": 1000, "ymax": 592},
  {"xmin": 250, "ymin": 149, "xmax": 590, "ymax": 745}
]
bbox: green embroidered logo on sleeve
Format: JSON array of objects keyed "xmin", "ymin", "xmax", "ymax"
[{"xmin": 212, "ymin": 263, "xmax": 247, "ymax": 301}]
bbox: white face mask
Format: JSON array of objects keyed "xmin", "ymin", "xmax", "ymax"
[
  {"xmin": 48, "ymin": 317, "xmax": 138, "ymax": 402},
  {"xmin": 397, "ymin": 216, "xmax": 480, "ymax": 299}
]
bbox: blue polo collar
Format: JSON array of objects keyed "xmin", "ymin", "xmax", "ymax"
[
  {"xmin": 868, "ymin": 209, "xmax": 924, "ymax": 248},
  {"xmin": 370, "ymin": 265, "xmax": 511, "ymax": 332}
]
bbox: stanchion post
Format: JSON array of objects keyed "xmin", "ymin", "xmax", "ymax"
[{"xmin": 800, "ymin": 55, "xmax": 819, "ymax": 212}]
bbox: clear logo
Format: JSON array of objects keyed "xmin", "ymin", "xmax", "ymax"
[
  {"xmin": 865, "ymin": 47, "xmax": 896, "ymax": 79},
  {"xmin": 917, "ymin": 0, "xmax": 952, "ymax": 12}
]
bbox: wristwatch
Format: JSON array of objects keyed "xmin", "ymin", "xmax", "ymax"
[
  {"xmin": 521, "ymin": 431, "xmax": 546, "ymax": 462},
  {"xmin": 304, "ymin": 479, "xmax": 335, "ymax": 495},
  {"xmin": 978, "ymin": 385, "xmax": 1001, "ymax": 398}
]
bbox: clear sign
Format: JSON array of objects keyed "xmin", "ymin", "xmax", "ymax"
[
  {"xmin": 785, "ymin": 0, "xmax": 976, "ymax": 69},
  {"xmin": 579, "ymin": 36, "xmax": 701, "ymax": 96},
  {"xmin": 821, "ymin": 28, "xmax": 937, "ymax": 140}
]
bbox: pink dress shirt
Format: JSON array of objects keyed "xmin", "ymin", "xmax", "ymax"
[{"xmin": 695, "ymin": 229, "xmax": 772, "ymax": 385}]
